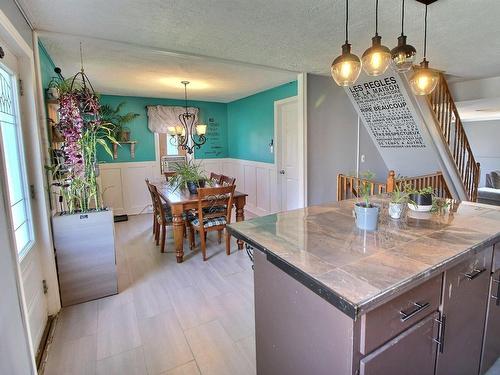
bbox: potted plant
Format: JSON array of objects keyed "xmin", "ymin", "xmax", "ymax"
[
  {"xmin": 49, "ymin": 68, "xmax": 119, "ymax": 306},
  {"xmin": 99, "ymin": 102, "xmax": 139, "ymax": 142},
  {"xmin": 388, "ymin": 183, "xmax": 410, "ymax": 219},
  {"xmin": 407, "ymin": 186, "xmax": 434, "ymax": 211},
  {"xmin": 168, "ymin": 160, "xmax": 207, "ymax": 194},
  {"xmin": 354, "ymin": 171, "xmax": 380, "ymax": 231}
]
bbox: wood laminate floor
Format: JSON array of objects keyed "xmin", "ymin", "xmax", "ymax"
[{"xmin": 44, "ymin": 213, "xmax": 256, "ymax": 375}]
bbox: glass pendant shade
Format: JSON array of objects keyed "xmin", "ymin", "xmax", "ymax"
[
  {"xmin": 196, "ymin": 124, "xmax": 207, "ymax": 136},
  {"xmin": 331, "ymin": 43, "xmax": 362, "ymax": 87},
  {"xmin": 409, "ymin": 59, "xmax": 439, "ymax": 95},
  {"xmin": 391, "ymin": 35, "xmax": 417, "ymax": 72},
  {"xmin": 362, "ymin": 35, "xmax": 392, "ymax": 76}
]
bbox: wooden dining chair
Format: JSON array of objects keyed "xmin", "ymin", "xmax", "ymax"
[
  {"xmin": 164, "ymin": 171, "xmax": 176, "ymax": 182},
  {"xmin": 220, "ymin": 175, "xmax": 236, "ymax": 186},
  {"xmin": 149, "ymin": 184, "xmax": 181, "ymax": 253},
  {"xmin": 209, "ymin": 172, "xmax": 223, "ymax": 185},
  {"xmin": 145, "ymin": 179, "xmax": 159, "ymax": 235},
  {"xmin": 188, "ymin": 185, "xmax": 236, "ymax": 261}
]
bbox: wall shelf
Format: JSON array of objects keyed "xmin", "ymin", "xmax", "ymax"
[{"xmin": 113, "ymin": 141, "xmax": 137, "ymax": 159}]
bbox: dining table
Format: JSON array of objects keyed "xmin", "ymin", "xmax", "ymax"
[{"xmin": 150, "ymin": 181, "xmax": 248, "ymax": 263}]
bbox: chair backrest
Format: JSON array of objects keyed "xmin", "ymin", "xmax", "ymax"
[
  {"xmin": 220, "ymin": 175, "xmax": 236, "ymax": 186},
  {"xmin": 164, "ymin": 171, "xmax": 176, "ymax": 182},
  {"xmin": 209, "ymin": 172, "xmax": 223, "ymax": 185},
  {"xmin": 196, "ymin": 185, "xmax": 236, "ymax": 228},
  {"xmin": 145, "ymin": 179, "xmax": 156, "ymax": 210},
  {"xmin": 149, "ymin": 184, "xmax": 169, "ymax": 225}
]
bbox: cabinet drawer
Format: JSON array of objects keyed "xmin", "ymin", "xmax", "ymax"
[
  {"xmin": 360, "ymin": 275, "xmax": 442, "ymax": 355},
  {"xmin": 360, "ymin": 312, "xmax": 439, "ymax": 375}
]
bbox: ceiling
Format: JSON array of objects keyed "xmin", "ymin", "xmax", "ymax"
[
  {"xmin": 19, "ymin": 0, "xmax": 500, "ymax": 82},
  {"xmin": 456, "ymin": 98, "xmax": 500, "ymax": 122},
  {"xmin": 38, "ymin": 33, "xmax": 297, "ymax": 102}
]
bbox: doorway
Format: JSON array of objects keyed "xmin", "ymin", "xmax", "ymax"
[
  {"xmin": 275, "ymin": 96, "xmax": 305, "ymax": 211},
  {"xmin": 0, "ymin": 39, "xmax": 48, "ymax": 355}
]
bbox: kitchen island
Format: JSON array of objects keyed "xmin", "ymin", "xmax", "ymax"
[{"xmin": 228, "ymin": 197, "xmax": 500, "ymax": 375}]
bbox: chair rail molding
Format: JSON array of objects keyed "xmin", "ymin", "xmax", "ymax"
[
  {"xmin": 99, "ymin": 156, "xmax": 279, "ymax": 217},
  {"xmin": 196, "ymin": 158, "xmax": 278, "ymax": 217},
  {"xmin": 98, "ymin": 161, "xmax": 161, "ymax": 215}
]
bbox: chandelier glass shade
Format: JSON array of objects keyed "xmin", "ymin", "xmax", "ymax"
[
  {"xmin": 331, "ymin": 0, "xmax": 361, "ymax": 86},
  {"xmin": 391, "ymin": 0, "xmax": 417, "ymax": 72},
  {"xmin": 168, "ymin": 81, "xmax": 207, "ymax": 154},
  {"xmin": 409, "ymin": 4, "xmax": 438, "ymax": 95},
  {"xmin": 362, "ymin": 35, "xmax": 392, "ymax": 76},
  {"xmin": 362, "ymin": 0, "xmax": 391, "ymax": 76},
  {"xmin": 409, "ymin": 59, "xmax": 439, "ymax": 95}
]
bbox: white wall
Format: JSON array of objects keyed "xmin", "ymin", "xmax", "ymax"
[
  {"xmin": 98, "ymin": 161, "xmax": 161, "ymax": 215},
  {"xmin": 307, "ymin": 74, "xmax": 388, "ymax": 206},
  {"xmin": 99, "ymin": 158, "xmax": 277, "ymax": 217},
  {"xmin": 198, "ymin": 158, "xmax": 279, "ymax": 216},
  {"xmin": 463, "ymin": 120, "xmax": 500, "ymax": 186}
]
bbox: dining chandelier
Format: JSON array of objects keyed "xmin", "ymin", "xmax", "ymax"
[
  {"xmin": 331, "ymin": 0, "xmax": 439, "ymax": 96},
  {"xmin": 167, "ymin": 81, "xmax": 207, "ymax": 155}
]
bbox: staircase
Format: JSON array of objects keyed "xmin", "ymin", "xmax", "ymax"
[{"xmin": 427, "ymin": 73, "xmax": 480, "ymax": 201}]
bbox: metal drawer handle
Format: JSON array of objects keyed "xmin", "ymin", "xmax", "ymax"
[
  {"xmin": 400, "ymin": 302, "xmax": 430, "ymax": 322},
  {"xmin": 464, "ymin": 268, "xmax": 486, "ymax": 280}
]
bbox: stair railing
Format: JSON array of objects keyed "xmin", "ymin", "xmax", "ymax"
[
  {"xmin": 336, "ymin": 174, "xmax": 386, "ymax": 202},
  {"xmin": 385, "ymin": 170, "xmax": 451, "ymax": 199},
  {"xmin": 428, "ymin": 74, "xmax": 480, "ymax": 201},
  {"xmin": 337, "ymin": 170, "xmax": 451, "ymax": 201}
]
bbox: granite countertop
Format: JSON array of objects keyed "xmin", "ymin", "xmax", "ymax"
[{"xmin": 228, "ymin": 197, "xmax": 500, "ymax": 319}]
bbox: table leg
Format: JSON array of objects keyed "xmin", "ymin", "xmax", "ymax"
[
  {"xmin": 234, "ymin": 196, "xmax": 246, "ymax": 250},
  {"xmin": 172, "ymin": 205, "xmax": 185, "ymax": 263}
]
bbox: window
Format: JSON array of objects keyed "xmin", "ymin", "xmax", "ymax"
[
  {"xmin": 166, "ymin": 136, "xmax": 179, "ymax": 156},
  {"xmin": 0, "ymin": 65, "xmax": 34, "ymax": 258}
]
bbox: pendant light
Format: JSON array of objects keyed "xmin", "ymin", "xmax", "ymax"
[
  {"xmin": 331, "ymin": 0, "xmax": 361, "ymax": 86},
  {"xmin": 361, "ymin": 0, "xmax": 392, "ymax": 76},
  {"xmin": 410, "ymin": 3, "xmax": 439, "ymax": 95},
  {"xmin": 167, "ymin": 81, "xmax": 207, "ymax": 154},
  {"xmin": 391, "ymin": 0, "xmax": 417, "ymax": 72}
]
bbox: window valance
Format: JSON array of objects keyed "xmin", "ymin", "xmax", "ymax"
[{"xmin": 146, "ymin": 105, "xmax": 199, "ymax": 133}]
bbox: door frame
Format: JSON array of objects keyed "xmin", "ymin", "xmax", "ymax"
[
  {"xmin": 0, "ymin": 6, "xmax": 60, "ymax": 359},
  {"xmin": 274, "ymin": 72, "xmax": 307, "ymax": 210}
]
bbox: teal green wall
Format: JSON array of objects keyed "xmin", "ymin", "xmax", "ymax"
[
  {"xmin": 227, "ymin": 81, "xmax": 297, "ymax": 163},
  {"xmin": 98, "ymin": 95, "xmax": 228, "ymax": 163},
  {"xmin": 38, "ymin": 41, "xmax": 57, "ymax": 90}
]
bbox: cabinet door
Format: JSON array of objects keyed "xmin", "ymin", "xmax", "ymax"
[
  {"xmin": 360, "ymin": 312, "xmax": 439, "ymax": 375},
  {"xmin": 436, "ymin": 247, "xmax": 493, "ymax": 375},
  {"xmin": 480, "ymin": 269, "xmax": 500, "ymax": 374}
]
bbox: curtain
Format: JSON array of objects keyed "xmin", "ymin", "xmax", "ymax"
[{"xmin": 146, "ymin": 105, "xmax": 199, "ymax": 133}]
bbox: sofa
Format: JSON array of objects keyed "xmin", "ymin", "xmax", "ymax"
[{"xmin": 477, "ymin": 171, "xmax": 500, "ymax": 206}]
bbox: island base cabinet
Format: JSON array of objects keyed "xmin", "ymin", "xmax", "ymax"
[
  {"xmin": 359, "ymin": 312, "xmax": 439, "ymax": 375},
  {"xmin": 436, "ymin": 247, "xmax": 492, "ymax": 375},
  {"xmin": 480, "ymin": 269, "xmax": 500, "ymax": 374}
]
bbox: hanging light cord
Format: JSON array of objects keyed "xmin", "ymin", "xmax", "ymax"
[
  {"xmin": 345, "ymin": 0, "xmax": 349, "ymax": 44},
  {"xmin": 375, "ymin": 0, "xmax": 379, "ymax": 36},
  {"xmin": 401, "ymin": 0, "xmax": 405, "ymax": 36},
  {"xmin": 423, "ymin": 4, "xmax": 428, "ymax": 58},
  {"xmin": 184, "ymin": 82, "xmax": 188, "ymax": 113}
]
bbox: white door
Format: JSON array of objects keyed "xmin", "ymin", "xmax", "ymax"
[
  {"xmin": 276, "ymin": 96, "xmax": 303, "ymax": 211},
  {"xmin": 0, "ymin": 40, "xmax": 48, "ymax": 355}
]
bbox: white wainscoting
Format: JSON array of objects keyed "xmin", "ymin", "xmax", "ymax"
[
  {"xmin": 98, "ymin": 161, "xmax": 161, "ymax": 215},
  {"xmin": 197, "ymin": 158, "xmax": 279, "ymax": 216},
  {"xmin": 98, "ymin": 158, "xmax": 277, "ymax": 217}
]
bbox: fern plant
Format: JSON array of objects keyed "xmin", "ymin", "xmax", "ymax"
[{"xmin": 100, "ymin": 102, "xmax": 139, "ymax": 140}]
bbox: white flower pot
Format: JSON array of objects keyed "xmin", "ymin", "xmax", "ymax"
[{"xmin": 389, "ymin": 202, "xmax": 405, "ymax": 219}]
